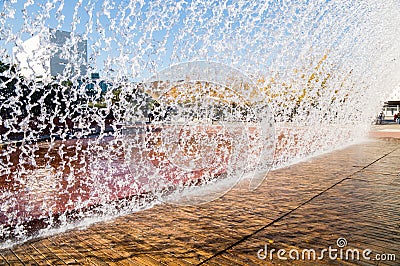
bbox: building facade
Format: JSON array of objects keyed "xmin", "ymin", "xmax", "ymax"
[
  {"xmin": 382, "ymin": 86, "xmax": 400, "ymax": 120},
  {"xmin": 383, "ymin": 101, "xmax": 400, "ymax": 120},
  {"xmin": 13, "ymin": 29, "xmax": 87, "ymax": 81}
]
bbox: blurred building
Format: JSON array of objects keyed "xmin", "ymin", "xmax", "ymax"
[
  {"xmin": 12, "ymin": 29, "xmax": 87, "ymax": 81},
  {"xmin": 382, "ymin": 86, "xmax": 400, "ymax": 120}
]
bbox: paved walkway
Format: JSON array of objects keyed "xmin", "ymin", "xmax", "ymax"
[
  {"xmin": 370, "ymin": 124, "xmax": 400, "ymax": 139},
  {"xmin": 0, "ymin": 129, "xmax": 399, "ymax": 265}
]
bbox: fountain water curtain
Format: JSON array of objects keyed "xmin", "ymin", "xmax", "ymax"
[{"xmin": 1, "ymin": 0, "xmax": 400, "ymax": 247}]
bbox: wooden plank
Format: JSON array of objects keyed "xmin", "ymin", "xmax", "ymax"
[{"xmin": 0, "ymin": 250, "xmax": 23, "ymax": 265}]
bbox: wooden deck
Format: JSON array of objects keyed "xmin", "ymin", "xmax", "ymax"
[{"xmin": 0, "ymin": 135, "xmax": 399, "ymax": 265}]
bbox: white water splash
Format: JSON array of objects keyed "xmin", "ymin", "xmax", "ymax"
[{"xmin": 1, "ymin": 0, "xmax": 400, "ymax": 248}]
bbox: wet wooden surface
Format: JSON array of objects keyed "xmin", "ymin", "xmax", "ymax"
[{"xmin": 0, "ymin": 135, "xmax": 399, "ymax": 265}]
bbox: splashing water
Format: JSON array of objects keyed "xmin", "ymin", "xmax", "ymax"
[{"xmin": 1, "ymin": 0, "xmax": 400, "ymax": 248}]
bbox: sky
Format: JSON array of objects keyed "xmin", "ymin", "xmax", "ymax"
[
  {"xmin": 1, "ymin": 0, "xmax": 399, "ymax": 103},
  {"xmin": 0, "ymin": 0, "xmax": 171, "ymax": 80},
  {"xmin": 1, "ymin": 0, "xmax": 338, "ymax": 82},
  {"xmin": 0, "ymin": 0, "xmax": 282, "ymax": 82}
]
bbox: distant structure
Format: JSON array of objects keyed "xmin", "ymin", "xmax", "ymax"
[
  {"xmin": 13, "ymin": 28, "xmax": 87, "ymax": 81},
  {"xmin": 382, "ymin": 86, "xmax": 400, "ymax": 120}
]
